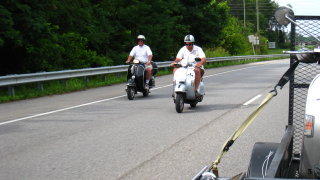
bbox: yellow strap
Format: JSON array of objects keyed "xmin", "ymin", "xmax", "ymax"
[{"xmin": 211, "ymin": 92, "xmax": 275, "ymax": 175}]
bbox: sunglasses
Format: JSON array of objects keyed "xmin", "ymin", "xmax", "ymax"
[
  {"xmin": 137, "ymin": 40, "xmax": 144, "ymax": 42},
  {"xmin": 185, "ymin": 43, "xmax": 193, "ymax": 46}
]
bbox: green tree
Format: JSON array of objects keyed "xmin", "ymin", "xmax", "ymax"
[
  {"xmin": 0, "ymin": 0, "xmax": 262, "ymax": 76},
  {"xmin": 179, "ymin": 0, "xmax": 229, "ymax": 48},
  {"xmin": 221, "ymin": 17, "xmax": 252, "ymax": 55}
]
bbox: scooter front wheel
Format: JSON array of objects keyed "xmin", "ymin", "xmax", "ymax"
[
  {"xmin": 175, "ymin": 93, "xmax": 184, "ymax": 113},
  {"xmin": 127, "ymin": 87, "xmax": 135, "ymax": 100}
]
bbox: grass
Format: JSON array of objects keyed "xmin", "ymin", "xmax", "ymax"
[
  {"xmin": 266, "ymin": 48, "xmax": 288, "ymax": 54},
  {"xmin": 0, "ymin": 50, "xmax": 288, "ymax": 103}
]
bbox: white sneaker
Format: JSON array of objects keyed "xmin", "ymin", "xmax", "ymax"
[{"xmin": 145, "ymin": 83, "xmax": 149, "ymax": 90}]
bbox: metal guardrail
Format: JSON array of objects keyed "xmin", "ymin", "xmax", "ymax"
[{"xmin": 0, "ymin": 54, "xmax": 288, "ymax": 95}]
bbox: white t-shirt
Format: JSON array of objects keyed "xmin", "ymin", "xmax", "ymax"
[
  {"xmin": 129, "ymin": 44, "xmax": 152, "ymax": 63},
  {"xmin": 176, "ymin": 45, "xmax": 206, "ymax": 63}
]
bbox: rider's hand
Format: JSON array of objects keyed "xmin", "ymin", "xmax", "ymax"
[
  {"xmin": 170, "ymin": 62, "xmax": 176, "ymax": 67},
  {"xmin": 125, "ymin": 60, "xmax": 130, "ymax": 64},
  {"xmin": 146, "ymin": 61, "xmax": 151, "ymax": 65},
  {"xmin": 196, "ymin": 63, "xmax": 202, "ymax": 68}
]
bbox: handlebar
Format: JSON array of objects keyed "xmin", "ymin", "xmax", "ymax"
[{"xmin": 171, "ymin": 63, "xmax": 182, "ymax": 68}]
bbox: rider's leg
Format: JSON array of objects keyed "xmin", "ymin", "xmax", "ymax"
[
  {"xmin": 194, "ymin": 67, "xmax": 201, "ymax": 92},
  {"xmin": 173, "ymin": 68, "xmax": 177, "ymax": 74},
  {"xmin": 146, "ymin": 68, "xmax": 152, "ymax": 80},
  {"xmin": 127, "ymin": 65, "xmax": 133, "ymax": 80},
  {"xmin": 145, "ymin": 65, "xmax": 152, "ymax": 81},
  {"xmin": 145, "ymin": 64, "xmax": 153, "ymax": 89}
]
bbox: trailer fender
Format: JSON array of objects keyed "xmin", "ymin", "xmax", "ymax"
[{"xmin": 246, "ymin": 142, "xmax": 279, "ymax": 178}]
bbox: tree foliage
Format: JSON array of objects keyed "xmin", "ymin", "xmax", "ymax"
[
  {"xmin": 221, "ymin": 17, "xmax": 252, "ymax": 55},
  {"xmin": 0, "ymin": 0, "xmax": 277, "ymax": 75},
  {"xmin": 227, "ymin": 0, "xmax": 284, "ymax": 50}
]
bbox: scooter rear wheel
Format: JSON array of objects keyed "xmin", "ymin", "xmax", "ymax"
[
  {"xmin": 175, "ymin": 93, "xmax": 184, "ymax": 113},
  {"xmin": 143, "ymin": 90, "xmax": 149, "ymax": 97},
  {"xmin": 127, "ymin": 87, "xmax": 135, "ymax": 100}
]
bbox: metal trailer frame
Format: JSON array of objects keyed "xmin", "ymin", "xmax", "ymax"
[
  {"xmin": 193, "ymin": 15, "xmax": 320, "ymax": 180},
  {"xmin": 247, "ymin": 15, "xmax": 320, "ymax": 179}
]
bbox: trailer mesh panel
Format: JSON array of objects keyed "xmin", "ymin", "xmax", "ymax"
[{"xmin": 290, "ymin": 16, "xmax": 320, "ymax": 155}]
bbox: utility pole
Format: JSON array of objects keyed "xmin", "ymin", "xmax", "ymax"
[
  {"xmin": 256, "ymin": 0, "xmax": 259, "ymax": 35},
  {"xmin": 256, "ymin": 0, "xmax": 260, "ymax": 51},
  {"xmin": 243, "ymin": 0, "xmax": 246, "ymax": 27}
]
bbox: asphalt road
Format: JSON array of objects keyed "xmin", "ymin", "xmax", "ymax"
[{"xmin": 0, "ymin": 59, "xmax": 290, "ymax": 180}]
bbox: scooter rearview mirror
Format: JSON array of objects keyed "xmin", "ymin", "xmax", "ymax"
[
  {"xmin": 275, "ymin": 6, "xmax": 320, "ymax": 63},
  {"xmin": 275, "ymin": 6, "xmax": 294, "ymax": 26},
  {"xmin": 275, "ymin": 6, "xmax": 320, "ymax": 42}
]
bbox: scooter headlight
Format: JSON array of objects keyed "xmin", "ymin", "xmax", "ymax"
[
  {"xmin": 133, "ymin": 59, "xmax": 140, "ymax": 64},
  {"xmin": 304, "ymin": 114, "xmax": 315, "ymax": 137},
  {"xmin": 180, "ymin": 59, "xmax": 188, "ymax": 67}
]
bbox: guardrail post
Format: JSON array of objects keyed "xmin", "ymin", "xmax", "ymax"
[
  {"xmin": 8, "ymin": 86, "xmax": 15, "ymax": 96},
  {"xmin": 61, "ymin": 79, "xmax": 68, "ymax": 87},
  {"xmin": 84, "ymin": 76, "xmax": 89, "ymax": 84},
  {"xmin": 103, "ymin": 75, "xmax": 107, "ymax": 82},
  {"xmin": 117, "ymin": 72, "xmax": 122, "ymax": 78},
  {"xmin": 37, "ymin": 82, "xmax": 44, "ymax": 91}
]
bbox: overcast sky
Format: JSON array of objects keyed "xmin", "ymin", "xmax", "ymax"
[{"xmin": 272, "ymin": 0, "xmax": 320, "ymax": 16}]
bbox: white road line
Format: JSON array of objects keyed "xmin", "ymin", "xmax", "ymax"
[
  {"xmin": 243, "ymin": 94, "xmax": 262, "ymax": 106},
  {"xmin": 0, "ymin": 65, "xmax": 261, "ymax": 126},
  {"xmin": 0, "ymin": 95, "xmax": 126, "ymax": 126},
  {"xmin": 150, "ymin": 84, "xmax": 172, "ymax": 90},
  {"xmin": 204, "ymin": 66, "xmax": 253, "ymax": 78}
]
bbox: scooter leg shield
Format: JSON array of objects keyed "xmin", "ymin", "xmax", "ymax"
[
  {"xmin": 174, "ymin": 83, "xmax": 186, "ymax": 93},
  {"xmin": 127, "ymin": 65, "xmax": 133, "ymax": 81},
  {"xmin": 135, "ymin": 65, "xmax": 145, "ymax": 91}
]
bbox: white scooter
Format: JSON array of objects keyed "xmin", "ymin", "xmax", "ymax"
[
  {"xmin": 172, "ymin": 58, "xmax": 204, "ymax": 113},
  {"xmin": 300, "ymin": 72, "xmax": 320, "ymax": 178}
]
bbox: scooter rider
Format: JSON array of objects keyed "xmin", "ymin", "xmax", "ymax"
[
  {"xmin": 170, "ymin": 34, "xmax": 206, "ymax": 96},
  {"xmin": 125, "ymin": 35, "xmax": 153, "ymax": 89}
]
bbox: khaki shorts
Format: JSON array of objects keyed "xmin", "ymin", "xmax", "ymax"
[{"xmin": 145, "ymin": 64, "xmax": 153, "ymax": 70}]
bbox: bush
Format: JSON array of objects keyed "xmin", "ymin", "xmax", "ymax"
[
  {"xmin": 205, "ymin": 47, "xmax": 230, "ymax": 57},
  {"xmin": 259, "ymin": 36, "xmax": 268, "ymax": 54},
  {"xmin": 221, "ymin": 17, "xmax": 252, "ymax": 55},
  {"xmin": 58, "ymin": 32, "xmax": 112, "ymax": 69},
  {"xmin": 279, "ymin": 42, "xmax": 290, "ymax": 49}
]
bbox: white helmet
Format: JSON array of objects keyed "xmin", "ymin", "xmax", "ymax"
[
  {"xmin": 137, "ymin": 35, "xmax": 145, "ymax": 40},
  {"xmin": 184, "ymin": 35, "xmax": 195, "ymax": 43}
]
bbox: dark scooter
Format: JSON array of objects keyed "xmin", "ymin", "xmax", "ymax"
[{"xmin": 126, "ymin": 59, "xmax": 157, "ymax": 100}]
